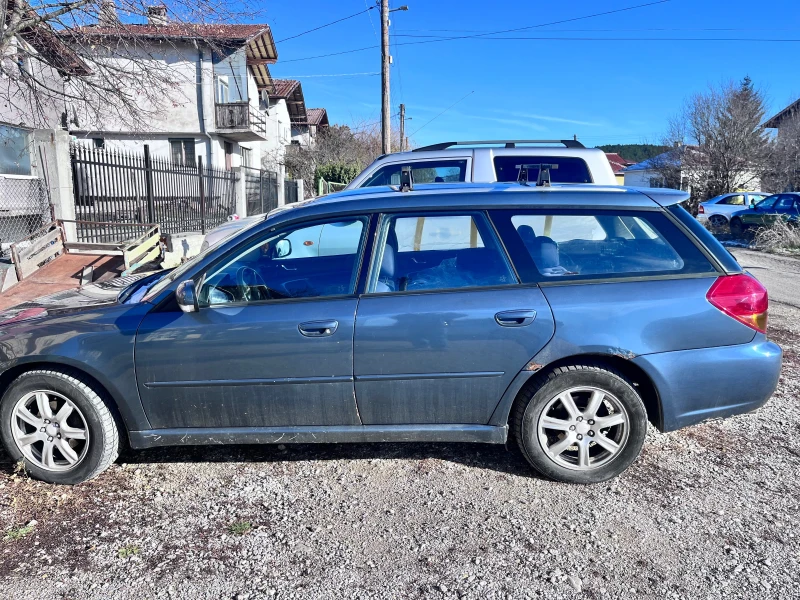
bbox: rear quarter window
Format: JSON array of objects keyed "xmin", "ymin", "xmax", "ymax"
[
  {"xmin": 491, "ymin": 209, "xmax": 718, "ymax": 282},
  {"xmin": 493, "ymin": 156, "xmax": 592, "ymax": 183}
]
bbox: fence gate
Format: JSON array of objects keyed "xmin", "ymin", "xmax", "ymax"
[
  {"xmin": 71, "ymin": 143, "xmax": 239, "ymax": 242},
  {"xmin": 0, "ymin": 175, "xmax": 52, "ymax": 258},
  {"xmin": 284, "ymin": 179, "xmax": 299, "ymax": 204},
  {"xmin": 244, "ymin": 167, "xmax": 279, "ymax": 215}
]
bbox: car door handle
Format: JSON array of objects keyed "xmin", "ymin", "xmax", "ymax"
[
  {"xmin": 298, "ymin": 320, "xmax": 339, "ymax": 337},
  {"xmin": 495, "ymin": 310, "xmax": 536, "ymax": 327}
]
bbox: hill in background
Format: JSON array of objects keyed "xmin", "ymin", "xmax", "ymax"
[{"xmin": 596, "ymin": 144, "xmax": 668, "ymax": 164}]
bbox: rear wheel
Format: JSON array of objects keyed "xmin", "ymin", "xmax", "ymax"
[
  {"xmin": 512, "ymin": 364, "xmax": 648, "ymax": 484},
  {"xmin": 0, "ymin": 370, "xmax": 119, "ymax": 484},
  {"xmin": 709, "ymin": 214, "xmax": 728, "ymax": 230},
  {"xmin": 730, "ymin": 217, "xmax": 746, "ymax": 237}
]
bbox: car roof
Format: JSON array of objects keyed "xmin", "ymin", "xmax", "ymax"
[{"xmin": 266, "ymin": 183, "xmax": 688, "ymax": 227}]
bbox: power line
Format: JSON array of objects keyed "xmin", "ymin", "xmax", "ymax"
[
  {"xmin": 280, "ymin": 0, "xmax": 674, "ymax": 63},
  {"xmin": 274, "ymin": 6, "xmax": 376, "ymax": 44},
  {"xmin": 409, "ymin": 90, "xmax": 475, "ymax": 137},
  {"xmin": 274, "ymin": 72, "xmax": 380, "ymax": 78}
]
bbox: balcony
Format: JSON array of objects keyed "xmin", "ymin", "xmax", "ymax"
[{"xmin": 214, "ymin": 102, "xmax": 268, "ymax": 141}]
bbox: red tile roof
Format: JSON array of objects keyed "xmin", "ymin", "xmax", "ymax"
[
  {"xmin": 297, "ymin": 108, "xmax": 329, "ymax": 127},
  {"xmin": 65, "ymin": 23, "xmax": 273, "ymax": 44},
  {"xmin": 270, "ymin": 79, "xmax": 301, "ymax": 99},
  {"xmin": 605, "ymin": 152, "xmax": 635, "ymax": 175}
]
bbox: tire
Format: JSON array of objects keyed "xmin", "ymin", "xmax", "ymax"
[
  {"xmin": 511, "ymin": 363, "xmax": 648, "ymax": 484},
  {"xmin": 730, "ymin": 218, "xmax": 745, "ymax": 237},
  {"xmin": 0, "ymin": 369, "xmax": 120, "ymax": 484},
  {"xmin": 709, "ymin": 215, "xmax": 728, "ymax": 230}
]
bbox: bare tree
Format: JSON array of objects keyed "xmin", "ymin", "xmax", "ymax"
[
  {"xmin": 1, "ymin": 0, "xmax": 255, "ymax": 130},
  {"xmin": 765, "ymin": 111, "xmax": 800, "ymax": 192},
  {"xmin": 656, "ymin": 77, "xmax": 771, "ymax": 212}
]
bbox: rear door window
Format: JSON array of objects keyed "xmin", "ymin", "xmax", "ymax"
[
  {"xmin": 493, "ymin": 156, "xmax": 592, "ymax": 183},
  {"xmin": 491, "ymin": 209, "xmax": 717, "ymax": 282},
  {"xmin": 360, "ymin": 160, "xmax": 468, "ymax": 187},
  {"xmin": 718, "ymin": 194, "xmax": 745, "ymax": 205}
]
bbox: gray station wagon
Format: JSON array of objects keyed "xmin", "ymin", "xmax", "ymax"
[{"xmin": 0, "ymin": 183, "xmax": 782, "ymax": 485}]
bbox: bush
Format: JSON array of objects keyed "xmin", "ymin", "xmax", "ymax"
[
  {"xmin": 753, "ymin": 219, "xmax": 800, "ymax": 253},
  {"xmin": 315, "ymin": 163, "xmax": 362, "ymax": 186}
]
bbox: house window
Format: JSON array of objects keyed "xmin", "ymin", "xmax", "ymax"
[
  {"xmin": 170, "ymin": 139, "xmax": 196, "ymax": 167},
  {"xmin": 0, "ymin": 124, "xmax": 32, "ymax": 175},
  {"xmin": 649, "ymin": 177, "xmax": 665, "ymax": 188},
  {"xmin": 92, "ymin": 138, "xmax": 105, "ymax": 149},
  {"xmin": 224, "ymin": 141, "xmax": 233, "ymax": 171},
  {"xmin": 241, "ymin": 147, "xmax": 251, "ymax": 168}
]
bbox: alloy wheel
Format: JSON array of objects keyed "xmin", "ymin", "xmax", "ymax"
[
  {"xmin": 537, "ymin": 386, "xmax": 629, "ymax": 471},
  {"xmin": 10, "ymin": 390, "xmax": 89, "ymax": 472}
]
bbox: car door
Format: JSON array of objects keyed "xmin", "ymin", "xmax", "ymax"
[
  {"xmin": 134, "ymin": 216, "xmax": 369, "ymax": 429},
  {"xmin": 774, "ymin": 195, "xmax": 800, "ymax": 223},
  {"xmin": 353, "ymin": 211, "xmax": 555, "ymax": 425},
  {"xmin": 715, "ymin": 193, "xmax": 746, "ymax": 217}
]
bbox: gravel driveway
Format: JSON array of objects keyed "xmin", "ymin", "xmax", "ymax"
[{"xmin": 1, "ymin": 251, "xmax": 799, "ymax": 600}]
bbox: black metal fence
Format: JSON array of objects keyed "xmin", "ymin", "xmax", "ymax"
[
  {"xmin": 71, "ymin": 144, "xmax": 239, "ymax": 243},
  {"xmin": 285, "ymin": 179, "xmax": 300, "ymax": 204},
  {"xmin": 0, "ymin": 175, "xmax": 52, "ymax": 258},
  {"xmin": 243, "ymin": 167, "xmax": 279, "ymax": 215}
]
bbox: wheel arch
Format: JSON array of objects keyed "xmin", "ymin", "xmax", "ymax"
[
  {"xmin": 492, "ymin": 353, "xmax": 663, "ymax": 432},
  {"xmin": 0, "ymin": 360, "xmax": 135, "ymax": 440}
]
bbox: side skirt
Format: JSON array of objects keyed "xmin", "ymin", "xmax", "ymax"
[{"xmin": 128, "ymin": 424, "xmax": 508, "ymax": 449}]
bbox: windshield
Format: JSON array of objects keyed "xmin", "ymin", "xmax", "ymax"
[{"xmin": 142, "ymin": 218, "xmax": 265, "ymax": 302}]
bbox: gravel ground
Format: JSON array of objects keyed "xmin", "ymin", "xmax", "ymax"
[{"xmin": 1, "ymin": 258, "xmax": 799, "ymax": 600}]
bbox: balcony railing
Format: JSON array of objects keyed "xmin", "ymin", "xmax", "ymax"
[{"xmin": 214, "ymin": 102, "xmax": 268, "ymax": 139}]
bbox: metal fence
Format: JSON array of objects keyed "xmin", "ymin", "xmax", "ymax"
[
  {"xmin": 244, "ymin": 167, "xmax": 279, "ymax": 215},
  {"xmin": 0, "ymin": 175, "xmax": 52, "ymax": 258},
  {"xmin": 71, "ymin": 144, "xmax": 239, "ymax": 243},
  {"xmin": 285, "ymin": 179, "xmax": 300, "ymax": 204}
]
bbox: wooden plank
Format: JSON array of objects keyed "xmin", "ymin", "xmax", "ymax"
[
  {"xmin": 18, "ymin": 242, "xmax": 62, "ymax": 279},
  {"xmin": 123, "ymin": 231, "xmax": 160, "ymax": 270},
  {"xmin": 16, "ymin": 229, "xmax": 62, "ymax": 262},
  {"xmin": 64, "ymin": 241, "xmax": 124, "ymax": 252},
  {"xmin": 123, "ymin": 244, "xmax": 161, "ymax": 275}
]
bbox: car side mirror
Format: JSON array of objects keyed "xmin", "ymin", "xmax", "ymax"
[
  {"xmin": 275, "ymin": 239, "xmax": 292, "ymax": 258},
  {"xmin": 175, "ymin": 280, "xmax": 199, "ymax": 313}
]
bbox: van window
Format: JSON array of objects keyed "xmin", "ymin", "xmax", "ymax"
[
  {"xmin": 493, "ymin": 156, "xmax": 592, "ymax": 183},
  {"xmin": 360, "ymin": 160, "xmax": 468, "ymax": 187}
]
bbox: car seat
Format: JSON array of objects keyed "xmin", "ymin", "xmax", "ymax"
[
  {"xmin": 375, "ymin": 228, "xmax": 399, "ymax": 292},
  {"xmin": 517, "ymin": 225, "xmax": 560, "ymax": 270}
]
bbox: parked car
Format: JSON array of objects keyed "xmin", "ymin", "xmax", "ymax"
[
  {"xmin": 697, "ymin": 191, "xmax": 768, "ymax": 228},
  {"xmin": 203, "ymin": 140, "xmax": 617, "ymax": 248},
  {"xmin": 729, "ymin": 192, "xmax": 800, "ymax": 236},
  {"xmin": 345, "ymin": 139, "xmax": 617, "ymax": 189},
  {"xmin": 0, "ymin": 182, "xmax": 781, "ymax": 485}
]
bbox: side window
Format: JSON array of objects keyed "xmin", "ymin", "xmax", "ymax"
[
  {"xmin": 775, "ymin": 196, "xmax": 796, "ymax": 210},
  {"xmin": 493, "ymin": 156, "xmax": 592, "ymax": 183},
  {"xmin": 491, "ymin": 210, "xmax": 717, "ymax": 281},
  {"xmin": 369, "ymin": 213, "xmax": 516, "ymax": 293},
  {"xmin": 200, "ymin": 218, "xmax": 366, "ymax": 305},
  {"xmin": 719, "ymin": 194, "xmax": 745, "ymax": 205},
  {"xmin": 360, "ymin": 160, "xmax": 468, "ymax": 187},
  {"xmin": 756, "ymin": 196, "xmax": 777, "ymax": 209}
]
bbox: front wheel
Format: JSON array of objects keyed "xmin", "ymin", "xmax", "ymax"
[
  {"xmin": 730, "ymin": 218, "xmax": 746, "ymax": 237},
  {"xmin": 512, "ymin": 364, "xmax": 648, "ymax": 484},
  {"xmin": 709, "ymin": 214, "xmax": 728, "ymax": 230},
  {"xmin": 0, "ymin": 369, "xmax": 120, "ymax": 484}
]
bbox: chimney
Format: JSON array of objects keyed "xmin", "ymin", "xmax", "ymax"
[
  {"xmin": 98, "ymin": 1, "xmax": 119, "ymax": 27},
  {"xmin": 147, "ymin": 5, "xmax": 168, "ymax": 26}
]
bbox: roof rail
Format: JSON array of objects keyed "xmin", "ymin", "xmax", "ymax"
[{"xmin": 412, "ymin": 139, "xmax": 586, "ymax": 152}]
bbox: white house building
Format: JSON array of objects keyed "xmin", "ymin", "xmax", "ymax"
[{"xmin": 64, "ymin": 8, "xmax": 279, "ymax": 173}]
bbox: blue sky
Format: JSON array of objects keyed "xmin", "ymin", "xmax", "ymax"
[{"xmin": 261, "ymin": 0, "xmax": 800, "ymax": 148}]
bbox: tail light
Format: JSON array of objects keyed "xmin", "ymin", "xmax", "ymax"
[
  {"xmin": 706, "ymin": 274, "xmax": 768, "ymax": 333},
  {"xmin": 698, "ymin": 205, "xmax": 705, "ymax": 214}
]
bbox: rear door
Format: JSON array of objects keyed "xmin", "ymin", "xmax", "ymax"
[{"xmin": 353, "ymin": 211, "xmax": 555, "ymax": 425}]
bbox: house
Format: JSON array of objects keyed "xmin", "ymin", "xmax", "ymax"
[
  {"xmin": 764, "ymin": 98, "xmax": 799, "ymax": 133},
  {"xmin": 604, "ymin": 153, "xmax": 635, "ymax": 185},
  {"xmin": 292, "ymin": 108, "xmax": 329, "ymax": 148},
  {"xmin": 62, "ymin": 7, "xmax": 278, "ymax": 172},
  {"xmin": 623, "ymin": 145, "xmax": 761, "ymax": 193}
]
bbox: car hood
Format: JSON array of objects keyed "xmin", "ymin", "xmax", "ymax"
[{"xmin": 0, "ymin": 272, "xmax": 153, "ymax": 326}]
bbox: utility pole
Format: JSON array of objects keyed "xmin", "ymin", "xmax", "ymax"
[
  {"xmin": 381, "ymin": 3, "xmax": 408, "ymax": 155},
  {"xmin": 381, "ymin": 0, "xmax": 391, "ymax": 155},
  {"xmin": 399, "ymin": 103, "xmax": 405, "ymax": 152}
]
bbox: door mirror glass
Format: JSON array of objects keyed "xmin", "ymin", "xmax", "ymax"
[
  {"xmin": 275, "ymin": 239, "xmax": 291, "ymax": 258},
  {"xmin": 175, "ymin": 280, "xmax": 199, "ymax": 313}
]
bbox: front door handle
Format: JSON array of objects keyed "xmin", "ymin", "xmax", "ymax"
[
  {"xmin": 495, "ymin": 310, "xmax": 536, "ymax": 327},
  {"xmin": 298, "ymin": 320, "xmax": 339, "ymax": 337}
]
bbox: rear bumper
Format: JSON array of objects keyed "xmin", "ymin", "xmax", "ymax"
[{"xmin": 633, "ymin": 339, "xmax": 782, "ymax": 432}]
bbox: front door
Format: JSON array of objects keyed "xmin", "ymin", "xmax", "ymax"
[
  {"xmin": 353, "ymin": 212, "xmax": 555, "ymax": 425},
  {"xmin": 134, "ymin": 216, "xmax": 369, "ymax": 429}
]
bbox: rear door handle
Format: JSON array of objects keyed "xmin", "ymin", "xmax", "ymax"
[
  {"xmin": 495, "ymin": 310, "xmax": 536, "ymax": 327},
  {"xmin": 298, "ymin": 320, "xmax": 339, "ymax": 337}
]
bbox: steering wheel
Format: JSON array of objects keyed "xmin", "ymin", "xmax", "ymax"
[{"xmin": 236, "ymin": 266, "xmax": 272, "ymax": 302}]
